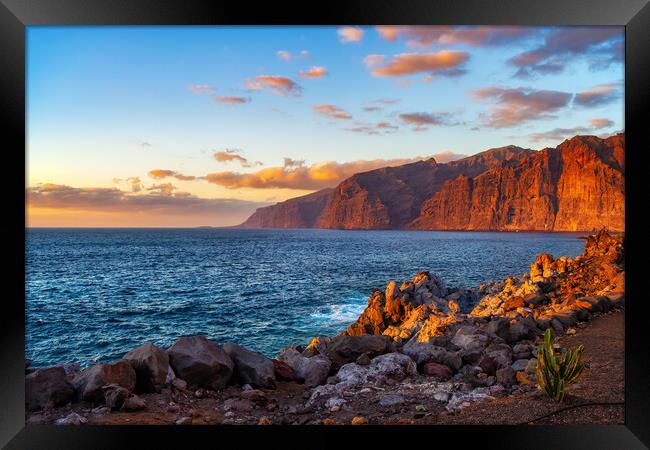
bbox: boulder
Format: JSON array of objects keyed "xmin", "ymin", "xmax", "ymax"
[
  {"xmin": 271, "ymin": 359, "xmax": 299, "ymax": 382},
  {"xmin": 511, "ymin": 359, "xmax": 529, "ymax": 372},
  {"xmin": 278, "ymin": 349, "xmax": 331, "ymax": 387},
  {"xmin": 103, "ymin": 384, "xmax": 130, "ymax": 410},
  {"xmin": 478, "ymin": 355, "xmax": 498, "ymax": 376},
  {"xmin": 123, "ymin": 342, "xmax": 170, "ymax": 393},
  {"xmin": 167, "ymin": 336, "xmax": 234, "ymax": 390},
  {"xmin": 422, "ymin": 362, "xmax": 453, "ymax": 381},
  {"xmin": 401, "ymin": 341, "xmax": 461, "ymax": 371},
  {"xmin": 486, "ymin": 318, "xmax": 510, "ymax": 341},
  {"xmin": 496, "ymin": 367, "xmax": 516, "ymax": 387},
  {"xmin": 122, "ymin": 394, "xmax": 146, "ymax": 412},
  {"xmin": 25, "ymin": 366, "xmax": 75, "ymax": 411},
  {"xmin": 367, "ymin": 352, "xmax": 417, "ymax": 382},
  {"xmin": 72, "ymin": 361, "xmax": 136, "ymax": 402},
  {"xmin": 223, "ymin": 343, "xmax": 276, "ymax": 389},
  {"xmin": 305, "ymin": 335, "xmax": 392, "ymax": 369}
]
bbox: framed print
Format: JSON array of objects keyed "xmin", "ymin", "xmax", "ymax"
[{"xmin": 2, "ymin": 0, "xmax": 649, "ymax": 448}]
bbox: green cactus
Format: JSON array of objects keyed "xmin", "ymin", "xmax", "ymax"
[{"xmin": 535, "ymin": 328, "xmax": 584, "ymax": 402}]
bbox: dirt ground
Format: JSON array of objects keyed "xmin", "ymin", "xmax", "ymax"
[
  {"xmin": 26, "ymin": 309, "xmax": 624, "ymax": 426},
  {"xmin": 433, "ymin": 309, "xmax": 624, "ymax": 425}
]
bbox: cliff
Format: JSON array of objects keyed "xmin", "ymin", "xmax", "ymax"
[
  {"xmin": 239, "ymin": 134, "xmax": 624, "ymax": 232},
  {"xmin": 239, "ymin": 188, "xmax": 334, "ymax": 228}
]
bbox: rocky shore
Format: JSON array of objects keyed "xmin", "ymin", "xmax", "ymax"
[{"xmin": 26, "ymin": 230, "xmax": 625, "ymax": 425}]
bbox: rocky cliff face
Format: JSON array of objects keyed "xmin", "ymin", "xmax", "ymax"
[
  {"xmin": 411, "ymin": 134, "xmax": 625, "ymax": 231},
  {"xmin": 239, "ymin": 134, "xmax": 624, "ymax": 232},
  {"xmin": 239, "ymin": 188, "xmax": 334, "ymax": 228}
]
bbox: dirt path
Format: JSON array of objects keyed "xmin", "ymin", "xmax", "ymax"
[{"xmin": 432, "ymin": 309, "xmax": 625, "ymax": 425}]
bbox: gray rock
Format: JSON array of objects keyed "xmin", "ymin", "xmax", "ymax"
[
  {"xmin": 486, "ymin": 318, "xmax": 510, "ymax": 341},
  {"xmin": 103, "ymin": 384, "xmax": 130, "ymax": 410},
  {"xmin": 401, "ymin": 341, "xmax": 461, "ymax": 370},
  {"xmin": 175, "ymin": 416, "xmax": 192, "ymax": 425},
  {"xmin": 122, "ymin": 394, "xmax": 146, "ymax": 412},
  {"xmin": 525, "ymin": 358, "xmax": 538, "ymax": 374},
  {"xmin": 278, "ymin": 349, "xmax": 331, "ymax": 387},
  {"xmin": 378, "ymin": 394, "xmax": 406, "ymax": 407},
  {"xmin": 496, "ymin": 367, "xmax": 516, "ymax": 387},
  {"xmin": 223, "ymin": 343, "xmax": 276, "ymax": 389},
  {"xmin": 167, "ymin": 336, "xmax": 234, "ymax": 390},
  {"xmin": 25, "ymin": 366, "xmax": 75, "ymax": 411},
  {"xmin": 305, "ymin": 335, "xmax": 392, "ymax": 369},
  {"xmin": 511, "ymin": 359, "xmax": 529, "ymax": 372},
  {"xmin": 123, "ymin": 342, "xmax": 170, "ymax": 393},
  {"xmin": 72, "ymin": 361, "xmax": 136, "ymax": 402},
  {"xmin": 367, "ymin": 352, "xmax": 417, "ymax": 381},
  {"xmin": 54, "ymin": 412, "xmax": 87, "ymax": 425}
]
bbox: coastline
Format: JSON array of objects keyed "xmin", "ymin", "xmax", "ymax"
[{"xmin": 25, "ymin": 230, "xmax": 625, "ymax": 425}]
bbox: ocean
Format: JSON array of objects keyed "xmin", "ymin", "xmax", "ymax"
[{"xmin": 25, "ymin": 228, "xmax": 585, "ymax": 368}]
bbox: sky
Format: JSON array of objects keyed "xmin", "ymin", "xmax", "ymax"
[{"xmin": 26, "ymin": 26, "xmax": 624, "ymax": 227}]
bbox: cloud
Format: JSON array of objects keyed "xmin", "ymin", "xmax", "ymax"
[
  {"xmin": 509, "ymin": 27, "xmax": 623, "ymax": 78},
  {"xmin": 313, "ymin": 104, "xmax": 352, "ymax": 120},
  {"xmin": 139, "ymin": 141, "xmax": 152, "ymax": 147},
  {"xmin": 188, "ymin": 84, "xmax": 216, "ymax": 94},
  {"xmin": 212, "ymin": 96, "xmax": 251, "ymax": 105},
  {"xmin": 147, "ymin": 183, "xmax": 176, "ymax": 196},
  {"xmin": 298, "ymin": 66, "xmax": 328, "ymax": 79},
  {"xmin": 376, "ymin": 25, "xmax": 534, "ymax": 47},
  {"xmin": 213, "ymin": 149, "xmax": 262, "ymax": 168},
  {"xmin": 276, "ymin": 50, "xmax": 292, "ymax": 61},
  {"xmin": 277, "ymin": 50, "xmax": 310, "ymax": 61},
  {"xmin": 148, "ymin": 169, "xmax": 197, "ymax": 181},
  {"xmin": 369, "ymin": 51, "xmax": 469, "ymax": 77},
  {"xmin": 126, "ymin": 177, "xmax": 143, "ymax": 192},
  {"xmin": 346, "ymin": 121, "xmax": 399, "ymax": 135},
  {"xmin": 203, "ymin": 157, "xmax": 431, "ymax": 190},
  {"xmin": 589, "ymin": 117, "xmax": 614, "ymax": 128},
  {"xmin": 573, "ymin": 82, "xmax": 621, "ymax": 107},
  {"xmin": 527, "ymin": 117, "xmax": 615, "ymax": 143},
  {"xmin": 431, "ymin": 151, "xmax": 468, "ymax": 163},
  {"xmin": 399, "ymin": 112, "xmax": 461, "ymax": 130},
  {"xmin": 473, "ymin": 86, "xmax": 572, "ymax": 127},
  {"xmin": 363, "ymin": 54, "xmax": 386, "ymax": 67},
  {"xmin": 27, "ymin": 183, "xmax": 267, "ymax": 218},
  {"xmin": 245, "ymin": 75, "xmax": 302, "ymax": 96},
  {"xmin": 338, "ymin": 26, "xmax": 364, "ymax": 43}
]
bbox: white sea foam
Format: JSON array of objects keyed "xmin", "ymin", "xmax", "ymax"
[{"xmin": 310, "ymin": 298, "xmax": 367, "ymax": 324}]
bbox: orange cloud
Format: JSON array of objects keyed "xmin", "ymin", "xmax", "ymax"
[
  {"xmin": 148, "ymin": 170, "xmax": 197, "ymax": 181},
  {"xmin": 313, "ymin": 104, "xmax": 352, "ymax": 120},
  {"xmin": 203, "ymin": 157, "xmax": 429, "ymax": 190},
  {"xmin": 298, "ymin": 66, "xmax": 328, "ymax": 79},
  {"xmin": 338, "ymin": 26, "xmax": 364, "ymax": 43},
  {"xmin": 376, "ymin": 26, "xmax": 533, "ymax": 47},
  {"xmin": 473, "ymin": 86, "xmax": 572, "ymax": 128},
  {"xmin": 213, "ymin": 149, "xmax": 262, "ymax": 168},
  {"xmin": 370, "ymin": 51, "xmax": 469, "ymax": 77},
  {"xmin": 213, "ymin": 96, "xmax": 250, "ymax": 105},
  {"xmin": 245, "ymin": 75, "xmax": 301, "ymax": 96}
]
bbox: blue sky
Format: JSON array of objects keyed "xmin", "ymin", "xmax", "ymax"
[{"xmin": 26, "ymin": 26, "xmax": 624, "ymax": 226}]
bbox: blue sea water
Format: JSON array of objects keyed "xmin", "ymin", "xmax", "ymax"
[{"xmin": 25, "ymin": 228, "xmax": 585, "ymax": 368}]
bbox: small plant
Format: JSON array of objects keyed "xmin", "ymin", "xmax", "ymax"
[{"xmin": 535, "ymin": 328, "xmax": 584, "ymax": 402}]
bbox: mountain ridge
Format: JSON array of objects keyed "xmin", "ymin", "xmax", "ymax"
[{"xmin": 239, "ymin": 133, "xmax": 624, "ymax": 232}]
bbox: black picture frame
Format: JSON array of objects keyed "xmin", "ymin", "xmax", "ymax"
[{"xmin": 2, "ymin": 0, "xmax": 648, "ymax": 448}]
